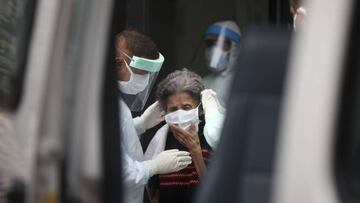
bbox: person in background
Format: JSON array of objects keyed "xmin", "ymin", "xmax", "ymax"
[
  {"xmin": 191, "ymin": 20, "xmax": 241, "ymax": 149},
  {"xmin": 115, "ymin": 29, "xmax": 192, "ymax": 203},
  {"xmin": 289, "ymin": 0, "xmax": 307, "ymax": 32},
  {"xmin": 202, "ymin": 20, "xmax": 241, "ymax": 107},
  {"xmin": 145, "ymin": 69, "xmax": 221, "ymax": 203}
]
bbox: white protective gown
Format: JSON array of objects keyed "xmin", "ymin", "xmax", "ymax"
[
  {"xmin": 119, "ymin": 99, "xmax": 150, "ymax": 203},
  {"xmin": 203, "ymin": 71, "xmax": 234, "ymax": 107},
  {"xmin": 202, "ymin": 73, "xmax": 232, "ymax": 149}
]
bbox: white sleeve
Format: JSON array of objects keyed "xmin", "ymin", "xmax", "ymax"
[
  {"xmin": 122, "ymin": 151, "xmax": 150, "ymax": 188},
  {"xmin": 133, "ymin": 117, "xmax": 146, "ymax": 136},
  {"xmin": 203, "ymin": 109, "xmax": 226, "ymax": 150}
]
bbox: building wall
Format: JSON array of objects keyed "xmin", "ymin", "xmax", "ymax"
[{"xmin": 148, "ymin": 0, "xmax": 270, "ymax": 79}]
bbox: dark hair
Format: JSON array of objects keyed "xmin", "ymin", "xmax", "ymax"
[
  {"xmin": 116, "ymin": 28, "xmax": 159, "ymax": 59},
  {"xmin": 156, "ymin": 68, "xmax": 205, "ymax": 110},
  {"xmin": 289, "ymin": 0, "xmax": 302, "ymax": 8}
]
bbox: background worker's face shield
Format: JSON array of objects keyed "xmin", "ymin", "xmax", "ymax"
[
  {"xmin": 116, "ymin": 48, "xmax": 164, "ymax": 112},
  {"xmin": 204, "ymin": 21, "xmax": 241, "ymax": 73}
]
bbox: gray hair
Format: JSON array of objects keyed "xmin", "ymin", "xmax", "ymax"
[{"xmin": 156, "ymin": 68, "xmax": 204, "ymax": 110}]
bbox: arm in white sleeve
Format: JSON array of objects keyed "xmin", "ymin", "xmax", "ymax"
[
  {"xmin": 133, "ymin": 117, "xmax": 146, "ymax": 136},
  {"xmin": 133, "ymin": 101, "xmax": 165, "ymax": 136},
  {"xmin": 122, "ymin": 152, "xmax": 150, "ymax": 188},
  {"xmin": 201, "ymin": 89, "xmax": 227, "ymax": 149},
  {"xmin": 122, "ymin": 149, "xmax": 192, "ymax": 188},
  {"xmin": 203, "ymin": 109, "xmax": 226, "ymax": 149}
]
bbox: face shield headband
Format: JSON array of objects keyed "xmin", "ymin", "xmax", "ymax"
[
  {"xmin": 116, "ymin": 47, "xmax": 164, "ymax": 73},
  {"xmin": 205, "ymin": 25, "xmax": 241, "ymax": 43}
]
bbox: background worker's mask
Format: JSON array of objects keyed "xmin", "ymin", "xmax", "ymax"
[
  {"xmin": 165, "ymin": 105, "xmax": 200, "ymax": 131},
  {"xmin": 205, "ymin": 46, "xmax": 230, "ymax": 72},
  {"xmin": 118, "ymin": 60, "xmax": 150, "ymax": 95}
]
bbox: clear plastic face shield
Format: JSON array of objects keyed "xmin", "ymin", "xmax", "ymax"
[
  {"xmin": 116, "ymin": 48, "xmax": 164, "ymax": 111},
  {"xmin": 204, "ymin": 23, "xmax": 241, "ymax": 73}
]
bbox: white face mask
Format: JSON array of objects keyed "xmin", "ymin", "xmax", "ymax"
[
  {"xmin": 205, "ymin": 46, "xmax": 230, "ymax": 72},
  {"xmin": 118, "ymin": 60, "xmax": 150, "ymax": 95},
  {"xmin": 164, "ymin": 105, "xmax": 200, "ymax": 131}
]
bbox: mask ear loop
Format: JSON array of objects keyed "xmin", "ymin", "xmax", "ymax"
[
  {"xmin": 116, "ymin": 47, "xmax": 134, "ymax": 61},
  {"xmin": 123, "ymin": 59, "xmax": 132, "ymax": 72},
  {"xmin": 116, "ymin": 47, "xmax": 135, "ymax": 79},
  {"xmin": 197, "ymin": 102, "xmax": 205, "ymax": 116},
  {"xmin": 122, "ymin": 59, "xmax": 134, "ymax": 82}
]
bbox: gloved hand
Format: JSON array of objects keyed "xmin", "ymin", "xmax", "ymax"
[
  {"xmin": 201, "ymin": 89, "xmax": 226, "ymax": 149},
  {"xmin": 294, "ymin": 6, "xmax": 307, "ymax": 32},
  {"xmin": 144, "ymin": 149, "xmax": 192, "ymax": 176},
  {"xmin": 133, "ymin": 101, "xmax": 165, "ymax": 135},
  {"xmin": 201, "ymin": 89, "xmax": 225, "ymax": 114}
]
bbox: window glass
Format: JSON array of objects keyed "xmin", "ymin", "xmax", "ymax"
[
  {"xmin": 334, "ymin": 1, "xmax": 360, "ymax": 202},
  {"xmin": 0, "ymin": 0, "xmax": 36, "ymax": 110}
]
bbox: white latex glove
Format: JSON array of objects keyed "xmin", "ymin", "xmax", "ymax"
[
  {"xmin": 201, "ymin": 89, "xmax": 225, "ymax": 114},
  {"xmin": 144, "ymin": 149, "xmax": 192, "ymax": 176},
  {"xmin": 201, "ymin": 89, "xmax": 226, "ymax": 149},
  {"xmin": 133, "ymin": 101, "xmax": 165, "ymax": 135},
  {"xmin": 294, "ymin": 6, "xmax": 307, "ymax": 32}
]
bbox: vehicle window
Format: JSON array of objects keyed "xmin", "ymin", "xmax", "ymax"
[
  {"xmin": 334, "ymin": 0, "xmax": 360, "ymax": 202},
  {"xmin": 0, "ymin": 0, "xmax": 37, "ymax": 111}
]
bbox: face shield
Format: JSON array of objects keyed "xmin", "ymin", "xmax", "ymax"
[
  {"xmin": 117, "ymin": 48, "xmax": 164, "ymax": 111},
  {"xmin": 204, "ymin": 22, "xmax": 241, "ymax": 73}
]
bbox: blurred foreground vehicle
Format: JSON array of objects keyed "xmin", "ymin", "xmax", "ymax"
[
  {"xmin": 196, "ymin": 0, "xmax": 360, "ymax": 202},
  {"xmin": 0, "ymin": 0, "xmax": 123, "ymax": 202}
]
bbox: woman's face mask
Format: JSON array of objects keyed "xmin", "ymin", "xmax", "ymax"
[
  {"xmin": 118, "ymin": 60, "xmax": 150, "ymax": 95},
  {"xmin": 164, "ymin": 104, "xmax": 200, "ymax": 131}
]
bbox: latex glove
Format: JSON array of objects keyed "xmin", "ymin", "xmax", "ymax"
[
  {"xmin": 201, "ymin": 89, "xmax": 226, "ymax": 114},
  {"xmin": 133, "ymin": 101, "xmax": 165, "ymax": 135},
  {"xmin": 201, "ymin": 89, "xmax": 226, "ymax": 149},
  {"xmin": 294, "ymin": 6, "xmax": 307, "ymax": 32},
  {"xmin": 144, "ymin": 149, "xmax": 192, "ymax": 176}
]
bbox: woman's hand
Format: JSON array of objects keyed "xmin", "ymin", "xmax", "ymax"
[
  {"xmin": 169, "ymin": 123, "xmax": 201, "ymax": 154},
  {"xmin": 169, "ymin": 123, "xmax": 207, "ymax": 177}
]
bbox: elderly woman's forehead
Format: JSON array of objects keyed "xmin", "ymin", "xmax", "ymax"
[
  {"xmin": 175, "ymin": 90, "xmax": 196, "ymax": 98},
  {"xmin": 166, "ymin": 91, "xmax": 199, "ymax": 104}
]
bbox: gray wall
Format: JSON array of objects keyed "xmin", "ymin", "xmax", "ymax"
[{"xmin": 149, "ymin": 0, "xmax": 269, "ymax": 78}]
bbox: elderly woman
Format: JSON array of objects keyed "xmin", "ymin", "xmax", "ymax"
[{"xmin": 145, "ymin": 68, "xmax": 225, "ymax": 203}]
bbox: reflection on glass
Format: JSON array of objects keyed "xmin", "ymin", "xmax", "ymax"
[{"xmin": 0, "ymin": 0, "xmax": 35, "ymax": 110}]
